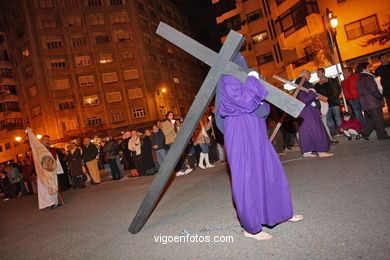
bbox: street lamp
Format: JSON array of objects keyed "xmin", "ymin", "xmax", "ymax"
[
  {"xmin": 15, "ymin": 136, "xmax": 22, "ymax": 142},
  {"xmin": 325, "ymin": 8, "xmax": 348, "ymax": 112},
  {"xmin": 37, "ymin": 134, "xmax": 42, "ymax": 140}
]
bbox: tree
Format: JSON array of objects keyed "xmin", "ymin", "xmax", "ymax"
[
  {"xmin": 361, "ymin": 18, "xmax": 390, "ymax": 47},
  {"xmin": 304, "ymin": 32, "xmax": 333, "ymax": 67}
]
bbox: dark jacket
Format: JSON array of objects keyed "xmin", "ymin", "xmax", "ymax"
[
  {"xmin": 66, "ymin": 148, "xmax": 84, "ymax": 177},
  {"xmin": 356, "ymin": 72, "xmax": 384, "ymax": 111},
  {"xmin": 150, "ymin": 130, "xmax": 165, "ymax": 150},
  {"xmin": 375, "ymin": 63, "xmax": 390, "ymax": 96},
  {"xmin": 82, "ymin": 143, "xmax": 98, "ymax": 162},
  {"xmin": 103, "ymin": 140, "xmax": 119, "ymax": 160},
  {"xmin": 314, "ymin": 78, "xmax": 341, "ymax": 106}
]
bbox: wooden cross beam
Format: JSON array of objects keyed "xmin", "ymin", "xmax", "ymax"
[{"xmin": 128, "ymin": 22, "xmax": 304, "ymax": 234}]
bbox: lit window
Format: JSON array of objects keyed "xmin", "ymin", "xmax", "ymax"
[
  {"xmin": 106, "ymin": 92, "xmax": 122, "ymax": 103},
  {"xmin": 251, "ymin": 31, "xmax": 268, "ymax": 43},
  {"xmin": 173, "ymin": 77, "xmax": 180, "ymax": 84},
  {"xmin": 21, "ymin": 47, "xmax": 29, "ymax": 58},
  {"xmin": 128, "ymin": 88, "xmax": 143, "ymax": 99},
  {"xmin": 99, "ymin": 54, "xmax": 113, "ymax": 64},
  {"xmin": 132, "ymin": 108, "xmax": 147, "ymax": 119},
  {"xmin": 75, "ymin": 56, "xmax": 92, "ymax": 67},
  {"xmin": 79, "ymin": 75, "xmax": 95, "ymax": 86},
  {"xmin": 83, "ymin": 95, "xmax": 99, "ymax": 107},
  {"xmin": 102, "ymin": 72, "xmax": 118, "ymax": 83}
]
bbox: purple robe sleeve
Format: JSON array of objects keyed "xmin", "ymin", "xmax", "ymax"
[
  {"xmin": 220, "ymin": 75, "xmax": 268, "ymax": 115},
  {"xmin": 297, "ymin": 89, "xmax": 318, "ymax": 105}
]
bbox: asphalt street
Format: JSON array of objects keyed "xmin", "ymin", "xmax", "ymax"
[{"xmin": 1, "ymin": 131, "xmax": 389, "ymax": 260}]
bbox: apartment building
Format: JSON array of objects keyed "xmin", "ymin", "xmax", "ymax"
[
  {"xmin": 213, "ymin": 0, "xmax": 389, "ymax": 82},
  {"xmin": 1, "ymin": 0, "xmax": 204, "ymax": 148},
  {"xmin": 0, "ymin": 10, "xmax": 29, "ymax": 163}
]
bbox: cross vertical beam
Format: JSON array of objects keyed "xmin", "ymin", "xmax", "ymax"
[{"xmin": 128, "ymin": 28, "xmax": 245, "ymax": 234}]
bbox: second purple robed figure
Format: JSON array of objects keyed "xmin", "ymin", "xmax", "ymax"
[{"xmin": 216, "ymin": 54, "xmax": 293, "ymax": 234}]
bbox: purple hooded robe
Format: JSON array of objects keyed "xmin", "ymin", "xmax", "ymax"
[{"xmin": 217, "ymin": 54, "xmax": 293, "ymax": 234}]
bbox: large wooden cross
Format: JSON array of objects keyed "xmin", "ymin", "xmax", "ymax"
[{"xmin": 128, "ymin": 22, "xmax": 304, "ymax": 234}]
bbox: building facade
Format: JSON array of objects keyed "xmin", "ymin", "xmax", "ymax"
[
  {"xmin": 213, "ymin": 0, "xmax": 389, "ymax": 83},
  {"xmin": 0, "ymin": 8, "xmax": 29, "ymax": 163},
  {"xmin": 1, "ymin": 0, "xmax": 204, "ymax": 152}
]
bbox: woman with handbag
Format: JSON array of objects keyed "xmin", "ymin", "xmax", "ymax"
[
  {"xmin": 128, "ymin": 130, "xmax": 146, "ymax": 176},
  {"xmin": 193, "ymin": 114, "xmax": 215, "ymax": 170}
]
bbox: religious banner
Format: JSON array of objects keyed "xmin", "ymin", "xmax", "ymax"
[{"xmin": 27, "ymin": 128, "xmax": 58, "ymax": 195}]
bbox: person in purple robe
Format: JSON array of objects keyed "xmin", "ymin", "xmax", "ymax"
[
  {"xmin": 215, "ymin": 53, "xmax": 303, "ymax": 240},
  {"xmin": 295, "ymin": 70, "xmax": 333, "ymax": 158}
]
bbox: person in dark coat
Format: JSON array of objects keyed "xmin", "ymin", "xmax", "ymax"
[
  {"xmin": 141, "ymin": 129, "xmax": 157, "ymax": 175},
  {"xmin": 55, "ymin": 148, "xmax": 70, "ymax": 191},
  {"xmin": 119, "ymin": 132, "xmax": 136, "ymax": 171},
  {"xmin": 356, "ymin": 62, "xmax": 389, "ymax": 140},
  {"xmin": 103, "ymin": 136, "xmax": 122, "ymax": 180},
  {"xmin": 374, "ymin": 53, "xmax": 390, "ymax": 115},
  {"xmin": 65, "ymin": 143, "xmax": 85, "ymax": 189},
  {"xmin": 151, "ymin": 125, "xmax": 167, "ymax": 169}
]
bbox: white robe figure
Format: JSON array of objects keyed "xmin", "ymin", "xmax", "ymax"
[
  {"xmin": 37, "ymin": 158, "xmax": 63, "ymax": 209},
  {"xmin": 27, "ymin": 128, "xmax": 64, "ymax": 209}
]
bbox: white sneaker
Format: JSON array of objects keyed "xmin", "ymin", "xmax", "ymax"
[
  {"xmin": 184, "ymin": 168, "xmax": 193, "ymax": 175},
  {"xmin": 175, "ymin": 171, "xmax": 186, "ymax": 176}
]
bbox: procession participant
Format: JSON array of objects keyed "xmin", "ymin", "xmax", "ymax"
[
  {"xmin": 356, "ymin": 62, "xmax": 389, "ymax": 140},
  {"xmin": 314, "ymin": 68, "xmax": 342, "ymax": 136},
  {"xmin": 66, "ymin": 143, "xmax": 85, "ymax": 189},
  {"xmin": 295, "ymin": 70, "xmax": 333, "ymax": 158},
  {"xmin": 28, "ymin": 132, "xmax": 64, "ymax": 209},
  {"xmin": 82, "ymin": 137, "xmax": 101, "ymax": 184},
  {"xmin": 217, "ymin": 53, "xmax": 303, "ymax": 240},
  {"xmin": 374, "ymin": 53, "xmax": 390, "ymax": 115},
  {"xmin": 342, "ymin": 67, "xmax": 364, "ymax": 123}
]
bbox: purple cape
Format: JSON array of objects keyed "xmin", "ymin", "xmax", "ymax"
[{"xmin": 218, "ymin": 75, "xmax": 293, "ymax": 233}]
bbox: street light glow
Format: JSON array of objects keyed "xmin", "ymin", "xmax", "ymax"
[
  {"xmin": 15, "ymin": 136, "xmax": 22, "ymax": 142},
  {"xmin": 162, "ymin": 88, "xmax": 167, "ymax": 93},
  {"xmin": 37, "ymin": 134, "xmax": 42, "ymax": 139},
  {"xmin": 330, "ymin": 17, "xmax": 338, "ymax": 28}
]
